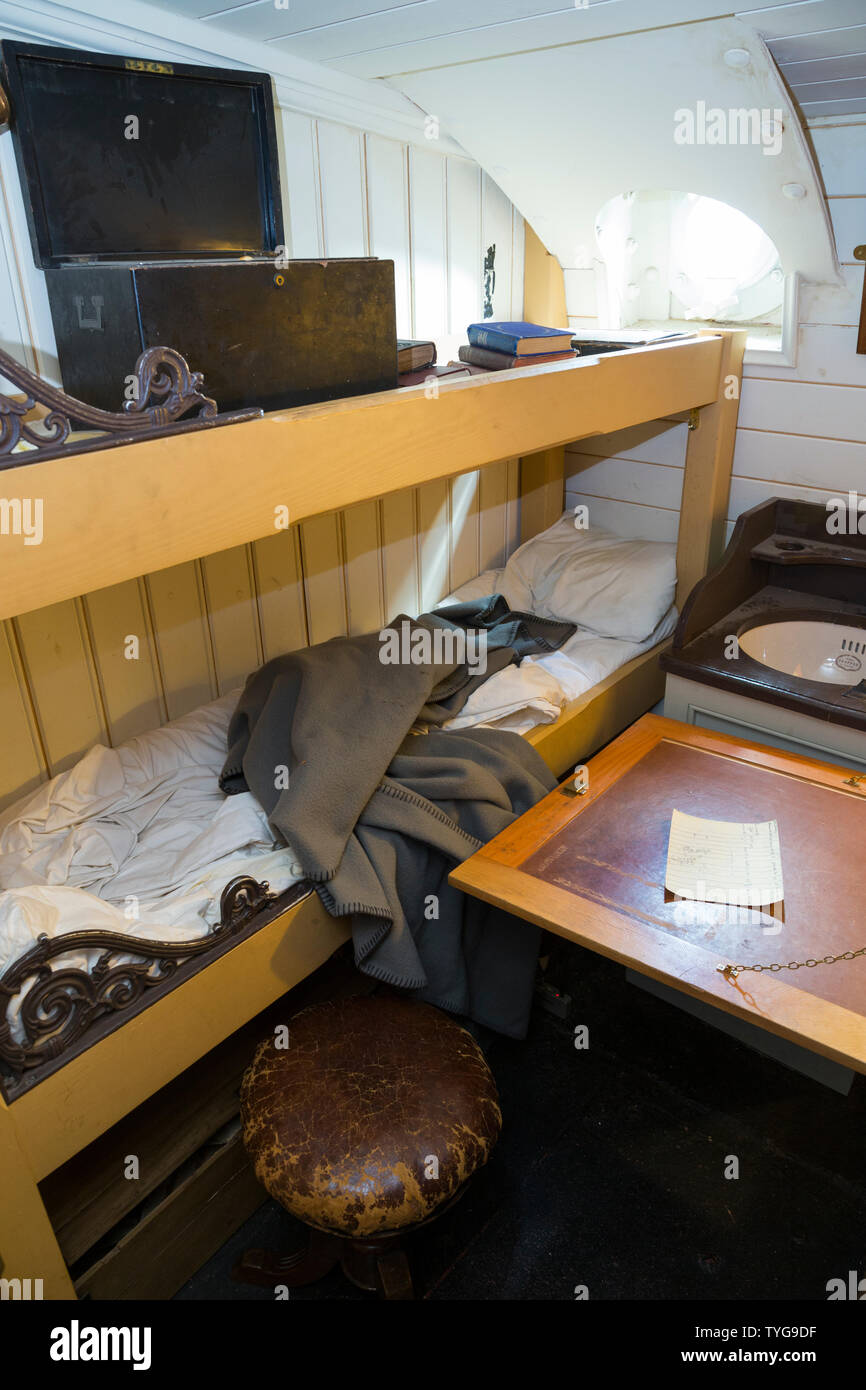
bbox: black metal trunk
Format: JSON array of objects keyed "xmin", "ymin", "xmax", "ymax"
[{"xmin": 45, "ymin": 257, "xmax": 398, "ymax": 414}]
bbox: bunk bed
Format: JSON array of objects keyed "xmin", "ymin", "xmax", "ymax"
[{"xmin": 0, "ymin": 330, "xmax": 744, "ymax": 1298}]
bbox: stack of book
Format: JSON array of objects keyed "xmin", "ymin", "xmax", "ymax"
[{"xmin": 458, "ymin": 321, "xmax": 576, "ymax": 371}]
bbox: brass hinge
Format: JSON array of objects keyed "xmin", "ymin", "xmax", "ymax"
[{"xmin": 687, "ymin": 407, "xmax": 700, "ymax": 431}]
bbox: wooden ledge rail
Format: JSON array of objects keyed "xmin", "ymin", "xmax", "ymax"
[{"xmin": 0, "ymin": 336, "xmax": 724, "ymax": 621}]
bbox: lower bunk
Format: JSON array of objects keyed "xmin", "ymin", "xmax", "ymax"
[{"xmin": 0, "ymin": 512, "xmax": 677, "ymax": 1297}]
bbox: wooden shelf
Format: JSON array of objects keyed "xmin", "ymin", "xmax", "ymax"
[
  {"xmin": 752, "ymin": 533, "xmax": 866, "ymax": 569},
  {"xmin": 0, "ymin": 336, "xmax": 725, "ymax": 621}
]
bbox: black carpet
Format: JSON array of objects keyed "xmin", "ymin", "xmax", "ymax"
[{"xmin": 176, "ymin": 937, "xmax": 866, "ymax": 1301}]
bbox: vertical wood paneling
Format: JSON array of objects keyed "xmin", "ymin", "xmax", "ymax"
[
  {"xmin": 0, "ymin": 168, "xmax": 31, "ymax": 377},
  {"xmin": 144, "ymin": 562, "xmax": 216, "ymax": 720},
  {"xmin": 511, "ymin": 210, "xmax": 526, "ymax": 320},
  {"xmin": 446, "ymin": 158, "xmax": 482, "ymax": 335},
  {"xmin": 0, "ymin": 621, "xmax": 46, "ymax": 806},
  {"xmin": 449, "ymin": 471, "xmax": 480, "ymax": 591},
  {"xmin": 0, "ymin": 132, "xmax": 56, "ymax": 380},
  {"xmin": 479, "ymin": 459, "xmax": 511, "ymax": 571},
  {"xmin": 417, "ymin": 479, "xmax": 451, "ymax": 610},
  {"xmin": 252, "ymin": 528, "xmax": 308, "ymax": 661},
  {"xmin": 505, "ymin": 457, "xmax": 521, "ymax": 555},
  {"xmin": 316, "ymin": 120, "xmax": 367, "ymax": 258},
  {"xmin": 14, "ymin": 601, "xmax": 107, "ymax": 774},
  {"xmin": 299, "ymin": 513, "xmax": 348, "ymax": 645},
  {"xmin": 342, "ymin": 501, "xmax": 384, "ymax": 635},
  {"xmin": 278, "ymin": 110, "xmax": 323, "ymax": 259},
  {"xmin": 409, "ymin": 148, "xmax": 448, "ymax": 337},
  {"xmin": 83, "ymin": 580, "xmax": 165, "ymax": 745},
  {"xmin": 380, "ymin": 491, "xmax": 420, "ymax": 621},
  {"xmin": 482, "ymin": 172, "xmax": 514, "ymax": 321},
  {"xmin": 365, "ymin": 134, "xmax": 412, "ymax": 338},
  {"xmin": 199, "ymin": 547, "xmax": 263, "ymax": 696}
]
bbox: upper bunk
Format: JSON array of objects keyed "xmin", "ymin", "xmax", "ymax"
[{"xmin": 0, "ymin": 332, "xmax": 742, "ymax": 624}]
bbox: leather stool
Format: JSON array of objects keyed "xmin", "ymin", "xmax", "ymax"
[{"xmin": 234, "ymin": 994, "xmax": 501, "ymax": 1299}]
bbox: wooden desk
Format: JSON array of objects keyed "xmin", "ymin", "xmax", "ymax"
[{"xmin": 451, "ymin": 715, "xmax": 866, "ymax": 1075}]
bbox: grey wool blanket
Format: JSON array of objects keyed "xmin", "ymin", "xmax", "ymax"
[{"xmin": 220, "ymin": 597, "xmax": 567, "ymax": 1036}]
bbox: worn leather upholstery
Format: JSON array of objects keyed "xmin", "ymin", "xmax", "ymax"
[{"xmin": 240, "ymin": 995, "xmax": 502, "ymax": 1237}]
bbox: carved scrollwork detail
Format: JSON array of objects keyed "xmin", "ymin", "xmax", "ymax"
[
  {"xmin": 122, "ymin": 346, "xmax": 217, "ymax": 423},
  {"xmin": 219, "ymin": 875, "xmax": 275, "ymax": 927},
  {"xmin": 0, "ymin": 342, "xmax": 253, "ymax": 468},
  {"xmin": 0, "ymin": 876, "xmax": 277, "ymax": 1089}
]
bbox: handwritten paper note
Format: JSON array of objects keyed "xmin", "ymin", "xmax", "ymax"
[{"xmin": 665, "ymin": 810, "xmax": 784, "ymax": 908}]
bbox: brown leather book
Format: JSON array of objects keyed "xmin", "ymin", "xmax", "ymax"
[
  {"xmin": 397, "ymin": 339, "xmax": 437, "ymax": 372},
  {"xmin": 458, "ymin": 344, "xmax": 577, "ymax": 370}
]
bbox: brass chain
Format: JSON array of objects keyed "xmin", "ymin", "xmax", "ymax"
[{"xmin": 719, "ymin": 946, "xmax": 866, "ymax": 981}]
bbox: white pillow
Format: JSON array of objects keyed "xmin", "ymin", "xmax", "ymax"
[{"xmin": 502, "ymin": 513, "xmax": 677, "ymax": 642}]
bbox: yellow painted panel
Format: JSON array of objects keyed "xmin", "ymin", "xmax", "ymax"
[
  {"xmin": 505, "ymin": 457, "xmax": 521, "ymax": 556},
  {"xmin": 252, "ymin": 527, "xmax": 308, "ymax": 661},
  {"xmin": 144, "ymin": 561, "xmax": 215, "ymax": 719},
  {"xmin": 14, "ymin": 599, "xmax": 106, "ymax": 774},
  {"xmin": 0, "ymin": 1103, "xmax": 74, "ymax": 1299},
  {"xmin": 83, "ymin": 579, "xmax": 164, "ymax": 745},
  {"xmin": 0, "ymin": 621, "xmax": 46, "ymax": 809},
  {"xmin": 342, "ymin": 500, "xmax": 383, "ymax": 636},
  {"xmin": 520, "ymin": 447, "xmax": 566, "ymax": 542},
  {"xmin": 417, "ymin": 478, "xmax": 450, "ymax": 611},
  {"xmin": 478, "ymin": 459, "xmax": 510, "ymax": 572},
  {"xmin": 200, "ymin": 546, "xmax": 262, "ymax": 695},
  {"xmin": 380, "ymin": 490, "xmax": 419, "ymax": 622},
  {"xmin": 449, "ymin": 470, "xmax": 480, "ymax": 591},
  {"xmin": 300, "ymin": 513, "xmax": 347, "ymax": 645}
]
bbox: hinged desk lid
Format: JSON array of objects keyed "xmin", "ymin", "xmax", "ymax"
[{"xmin": 1, "ymin": 40, "xmax": 284, "ymax": 269}]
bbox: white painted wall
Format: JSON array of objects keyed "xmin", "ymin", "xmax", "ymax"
[{"xmin": 565, "ymin": 115, "xmax": 865, "ymax": 554}]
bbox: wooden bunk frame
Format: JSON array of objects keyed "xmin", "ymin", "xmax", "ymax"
[{"xmin": 0, "ymin": 329, "xmax": 745, "ymax": 1298}]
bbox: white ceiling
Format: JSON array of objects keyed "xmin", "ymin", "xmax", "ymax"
[{"xmin": 145, "ymin": 0, "xmax": 866, "ymax": 115}]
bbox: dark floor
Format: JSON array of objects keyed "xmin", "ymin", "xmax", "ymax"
[{"xmin": 177, "ymin": 937, "xmax": 866, "ymax": 1301}]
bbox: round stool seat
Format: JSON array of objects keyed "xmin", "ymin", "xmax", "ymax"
[{"xmin": 240, "ymin": 995, "xmax": 502, "ymax": 1238}]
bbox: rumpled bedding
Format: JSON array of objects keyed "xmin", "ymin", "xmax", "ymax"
[
  {"xmin": 0, "ymin": 693, "xmax": 303, "ymax": 1033},
  {"xmin": 0, "ymin": 542, "xmax": 678, "ymax": 1019},
  {"xmin": 439, "ymin": 568, "xmax": 676, "ymax": 734}
]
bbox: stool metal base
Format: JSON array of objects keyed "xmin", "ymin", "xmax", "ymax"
[
  {"xmin": 232, "ymin": 1184, "xmax": 467, "ymax": 1300},
  {"xmin": 232, "ymin": 1227, "xmax": 412, "ymax": 1300}
]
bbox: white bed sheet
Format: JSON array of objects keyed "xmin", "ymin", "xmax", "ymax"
[
  {"xmin": 0, "ymin": 693, "xmax": 303, "ymax": 1010},
  {"xmin": 438, "ymin": 568, "xmax": 677, "ymax": 735}
]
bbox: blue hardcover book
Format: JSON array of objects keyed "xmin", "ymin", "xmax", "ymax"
[{"xmin": 467, "ymin": 320, "xmax": 573, "ymax": 355}]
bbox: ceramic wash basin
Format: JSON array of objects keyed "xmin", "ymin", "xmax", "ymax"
[{"xmin": 740, "ymin": 620, "xmax": 866, "ymax": 686}]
